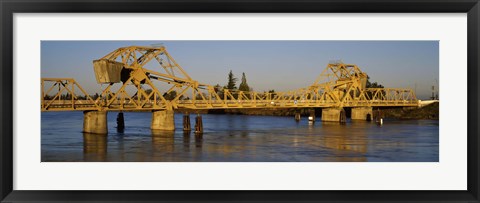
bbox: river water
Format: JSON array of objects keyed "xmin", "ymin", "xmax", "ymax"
[{"xmin": 41, "ymin": 112, "xmax": 438, "ymax": 162}]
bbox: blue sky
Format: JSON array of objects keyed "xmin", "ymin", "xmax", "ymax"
[{"xmin": 41, "ymin": 41, "xmax": 439, "ymax": 99}]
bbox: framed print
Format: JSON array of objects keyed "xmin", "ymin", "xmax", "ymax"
[{"xmin": 1, "ymin": 0, "xmax": 479, "ymax": 202}]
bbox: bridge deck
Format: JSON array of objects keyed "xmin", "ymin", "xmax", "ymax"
[{"xmin": 42, "ymin": 99, "xmax": 419, "ymax": 112}]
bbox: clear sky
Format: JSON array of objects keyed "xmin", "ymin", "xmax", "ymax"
[{"xmin": 41, "ymin": 41, "xmax": 439, "ymax": 100}]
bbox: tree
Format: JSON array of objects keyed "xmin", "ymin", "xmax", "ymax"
[
  {"xmin": 366, "ymin": 76, "xmax": 384, "ymax": 88},
  {"xmin": 61, "ymin": 93, "xmax": 72, "ymax": 100},
  {"xmin": 195, "ymin": 93, "xmax": 207, "ymax": 100},
  {"xmin": 365, "ymin": 76, "xmax": 385, "ymax": 100},
  {"xmin": 267, "ymin": 89, "xmax": 276, "ymax": 99},
  {"xmin": 238, "ymin": 72, "xmax": 250, "ymax": 92},
  {"xmin": 214, "ymin": 84, "xmax": 224, "ymax": 99},
  {"xmin": 238, "ymin": 72, "xmax": 251, "ymax": 99},
  {"xmin": 214, "ymin": 84, "xmax": 222, "ymax": 92},
  {"xmin": 163, "ymin": 91, "xmax": 177, "ymax": 101},
  {"xmin": 143, "ymin": 89, "xmax": 154, "ymax": 100},
  {"xmin": 226, "ymin": 70, "xmax": 237, "ymax": 90},
  {"xmin": 145, "ymin": 89, "xmax": 153, "ymax": 95}
]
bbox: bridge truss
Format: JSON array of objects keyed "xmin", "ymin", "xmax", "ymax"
[{"xmin": 41, "ymin": 46, "xmax": 418, "ymax": 112}]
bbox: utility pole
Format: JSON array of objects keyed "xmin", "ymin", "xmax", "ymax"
[
  {"xmin": 414, "ymin": 82, "xmax": 417, "ymax": 95},
  {"xmin": 431, "ymin": 86, "xmax": 435, "ymax": 100}
]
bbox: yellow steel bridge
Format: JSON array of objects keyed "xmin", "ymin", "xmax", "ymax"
[{"xmin": 41, "ymin": 46, "xmax": 418, "ymax": 112}]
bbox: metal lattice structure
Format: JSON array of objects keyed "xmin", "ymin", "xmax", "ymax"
[{"xmin": 41, "ymin": 46, "xmax": 418, "ymax": 112}]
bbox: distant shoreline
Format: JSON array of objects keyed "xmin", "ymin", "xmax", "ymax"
[
  {"xmin": 44, "ymin": 103, "xmax": 439, "ymax": 120},
  {"xmin": 176, "ymin": 103, "xmax": 439, "ymax": 120}
]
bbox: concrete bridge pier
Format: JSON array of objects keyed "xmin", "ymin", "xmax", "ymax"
[
  {"xmin": 151, "ymin": 110, "xmax": 175, "ymax": 131},
  {"xmin": 321, "ymin": 108, "xmax": 345, "ymax": 122},
  {"xmin": 83, "ymin": 110, "xmax": 108, "ymax": 134},
  {"xmin": 351, "ymin": 107, "xmax": 373, "ymax": 121}
]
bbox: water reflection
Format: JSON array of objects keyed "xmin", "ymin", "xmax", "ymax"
[
  {"xmin": 83, "ymin": 133, "xmax": 107, "ymax": 161},
  {"xmin": 183, "ymin": 131, "xmax": 191, "ymax": 152},
  {"xmin": 194, "ymin": 133, "xmax": 203, "ymax": 149},
  {"xmin": 151, "ymin": 130, "xmax": 175, "ymax": 152},
  {"xmin": 319, "ymin": 122, "xmax": 368, "ymax": 162},
  {"xmin": 42, "ymin": 112, "xmax": 439, "ymax": 162}
]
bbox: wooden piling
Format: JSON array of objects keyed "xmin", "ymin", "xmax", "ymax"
[
  {"xmin": 183, "ymin": 114, "xmax": 191, "ymax": 131},
  {"xmin": 366, "ymin": 113, "xmax": 372, "ymax": 121},
  {"xmin": 195, "ymin": 114, "xmax": 203, "ymax": 134},
  {"xmin": 295, "ymin": 112, "xmax": 301, "ymax": 121},
  {"xmin": 374, "ymin": 109, "xmax": 384, "ymax": 125},
  {"xmin": 308, "ymin": 109, "xmax": 315, "ymax": 122},
  {"xmin": 116, "ymin": 112, "xmax": 125, "ymax": 132},
  {"xmin": 340, "ymin": 110, "xmax": 346, "ymax": 124}
]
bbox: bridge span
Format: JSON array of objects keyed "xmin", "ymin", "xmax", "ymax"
[{"xmin": 41, "ymin": 46, "xmax": 418, "ymax": 134}]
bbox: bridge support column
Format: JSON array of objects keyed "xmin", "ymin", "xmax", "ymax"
[
  {"xmin": 373, "ymin": 109, "xmax": 384, "ymax": 124},
  {"xmin": 308, "ymin": 109, "xmax": 316, "ymax": 122},
  {"xmin": 116, "ymin": 112, "xmax": 125, "ymax": 132},
  {"xmin": 321, "ymin": 108, "xmax": 344, "ymax": 122},
  {"xmin": 83, "ymin": 111, "xmax": 108, "ymax": 134},
  {"xmin": 294, "ymin": 112, "xmax": 301, "ymax": 122},
  {"xmin": 351, "ymin": 107, "xmax": 373, "ymax": 121},
  {"xmin": 183, "ymin": 114, "xmax": 191, "ymax": 131},
  {"xmin": 195, "ymin": 114, "xmax": 203, "ymax": 134},
  {"xmin": 151, "ymin": 110, "xmax": 175, "ymax": 131}
]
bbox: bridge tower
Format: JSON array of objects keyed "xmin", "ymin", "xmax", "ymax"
[
  {"xmin": 312, "ymin": 63, "xmax": 372, "ymax": 122},
  {"xmin": 90, "ymin": 46, "xmax": 210, "ymax": 132}
]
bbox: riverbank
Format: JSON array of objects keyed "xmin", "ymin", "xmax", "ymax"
[
  {"xmin": 383, "ymin": 102, "xmax": 439, "ymax": 120},
  {"xmin": 176, "ymin": 102, "xmax": 439, "ymax": 120}
]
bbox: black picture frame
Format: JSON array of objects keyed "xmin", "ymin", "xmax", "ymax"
[{"xmin": 1, "ymin": 0, "xmax": 479, "ymax": 202}]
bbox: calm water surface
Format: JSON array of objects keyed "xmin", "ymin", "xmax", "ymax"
[{"xmin": 41, "ymin": 112, "xmax": 439, "ymax": 162}]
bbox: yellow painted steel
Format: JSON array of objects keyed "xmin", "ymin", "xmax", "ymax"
[{"xmin": 41, "ymin": 46, "xmax": 418, "ymax": 112}]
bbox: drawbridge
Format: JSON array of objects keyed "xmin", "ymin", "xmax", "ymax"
[{"xmin": 41, "ymin": 46, "xmax": 418, "ymax": 134}]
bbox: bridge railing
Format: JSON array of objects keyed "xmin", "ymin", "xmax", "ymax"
[{"xmin": 42, "ymin": 79, "xmax": 419, "ymax": 112}]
